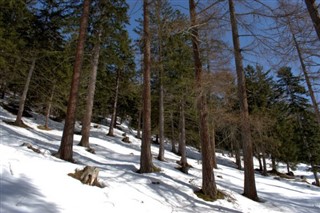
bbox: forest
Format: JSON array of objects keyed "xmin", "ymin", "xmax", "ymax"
[{"xmin": 0, "ymin": 0, "xmax": 319, "ymax": 201}]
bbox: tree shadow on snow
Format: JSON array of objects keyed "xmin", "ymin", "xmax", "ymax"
[{"xmin": 0, "ymin": 174, "xmax": 60, "ymax": 213}]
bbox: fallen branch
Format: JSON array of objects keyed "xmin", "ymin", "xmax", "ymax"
[{"xmin": 20, "ymin": 143, "xmax": 41, "ymax": 154}]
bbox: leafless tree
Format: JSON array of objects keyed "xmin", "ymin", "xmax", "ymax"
[
  {"xmin": 189, "ymin": 0, "xmax": 217, "ymax": 199},
  {"xmin": 228, "ymin": 0, "xmax": 258, "ymax": 201},
  {"xmin": 304, "ymin": 0, "xmax": 320, "ymax": 40}
]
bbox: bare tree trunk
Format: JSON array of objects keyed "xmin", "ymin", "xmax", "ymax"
[
  {"xmin": 256, "ymin": 153, "xmax": 262, "ymax": 171},
  {"xmin": 156, "ymin": 1, "xmax": 165, "ymax": 162},
  {"xmin": 311, "ymin": 161, "xmax": 320, "ymax": 186},
  {"xmin": 235, "ymin": 140, "xmax": 242, "ymax": 170},
  {"xmin": 79, "ymin": 29, "xmax": 101, "ymax": 148},
  {"xmin": 228, "ymin": 0, "xmax": 258, "ymax": 201},
  {"xmin": 1, "ymin": 81, "xmax": 6, "ymax": 99},
  {"xmin": 262, "ymin": 152, "xmax": 268, "ymax": 176},
  {"xmin": 210, "ymin": 124, "xmax": 218, "ymax": 169},
  {"xmin": 45, "ymin": 84, "xmax": 55, "ymax": 129},
  {"xmin": 139, "ymin": 0, "xmax": 155, "ymax": 173},
  {"xmin": 304, "ymin": 0, "xmax": 320, "ymax": 40},
  {"xmin": 271, "ymin": 155, "xmax": 277, "ymax": 172},
  {"xmin": 15, "ymin": 57, "xmax": 36, "ymax": 126},
  {"xmin": 179, "ymin": 99, "xmax": 188, "ymax": 173},
  {"xmin": 230, "ymin": 126, "xmax": 242, "ymax": 169},
  {"xmin": 286, "ymin": 162, "xmax": 290, "ymax": 174},
  {"xmin": 189, "ymin": 0, "xmax": 217, "ymax": 199},
  {"xmin": 292, "ymin": 33, "xmax": 320, "ymax": 127},
  {"xmin": 108, "ymin": 69, "xmax": 120, "ymax": 137},
  {"xmin": 178, "ymin": 109, "xmax": 183, "ymax": 156},
  {"xmin": 157, "ymin": 68, "xmax": 165, "ymax": 160},
  {"xmin": 137, "ymin": 108, "xmax": 142, "ymax": 139},
  {"xmin": 170, "ymin": 111, "xmax": 177, "ymax": 153},
  {"xmin": 57, "ymin": 0, "xmax": 90, "ymax": 162}
]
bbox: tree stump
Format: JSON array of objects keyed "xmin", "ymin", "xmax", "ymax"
[
  {"xmin": 122, "ymin": 136, "xmax": 130, "ymax": 143},
  {"xmin": 68, "ymin": 166, "xmax": 105, "ymax": 188}
]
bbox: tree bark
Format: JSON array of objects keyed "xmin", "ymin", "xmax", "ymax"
[
  {"xmin": 286, "ymin": 162, "xmax": 290, "ymax": 174},
  {"xmin": 139, "ymin": 0, "xmax": 155, "ymax": 173},
  {"xmin": 137, "ymin": 108, "xmax": 142, "ymax": 139},
  {"xmin": 58, "ymin": 0, "xmax": 90, "ymax": 162},
  {"xmin": 311, "ymin": 161, "xmax": 320, "ymax": 186},
  {"xmin": 292, "ymin": 33, "xmax": 320, "ymax": 127},
  {"xmin": 189, "ymin": 0, "xmax": 217, "ymax": 199},
  {"xmin": 210, "ymin": 122, "xmax": 218, "ymax": 169},
  {"xmin": 170, "ymin": 111, "xmax": 177, "ymax": 153},
  {"xmin": 179, "ymin": 99, "xmax": 188, "ymax": 173},
  {"xmin": 15, "ymin": 57, "xmax": 36, "ymax": 126},
  {"xmin": 108, "ymin": 68, "xmax": 120, "ymax": 137},
  {"xmin": 304, "ymin": 0, "xmax": 320, "ymax": 40},
  {"xmin": 79, "ymin": 29, "xmax": 101, "ymax": 148},
  {"xmin": 271, "ymin": 155, "xmax": 277, "ymax": 172},
  {"xmin": 262, "ymin": 152, "xmax": 267, "ymax": 176},
  {"xmin": 156, "ymin": 1, "xmax": 165, "ymax": 162},
  {"xmin": 234, "ymin": 140, "xmax": 242, "ymax": 170},
  {"xmin": 228, "ymin": 0, "xmax": 258, "ymax": 201},
  {"xmin": 45, "ymin": 84, "xmax": 55, "ymax": 129},
  {"xmin": 157, "ymin": 56, "xmax": 165, "ymax": 161}
]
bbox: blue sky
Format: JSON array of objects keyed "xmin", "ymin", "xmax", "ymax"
[{"xmin": 124, "ymin": 0, "xmax": 319, "ymax": 102}]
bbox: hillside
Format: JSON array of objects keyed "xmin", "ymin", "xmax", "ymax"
[{"xmin": 0, "ymin": 105, "xmax": 319, "ymax": 213}]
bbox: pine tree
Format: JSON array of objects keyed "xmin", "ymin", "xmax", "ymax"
[
  {"xmin": 139, "ymin": 0, "xmax": 156, "ymax": 173},
  {"xmin": 57, "ymin": 0, "xmax": 90, "ymax": 162}
]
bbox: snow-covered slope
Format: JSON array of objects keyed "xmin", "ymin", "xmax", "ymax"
[{"xmin": 0, "ymin": 106, "xmax": 319, "ymax": 213}]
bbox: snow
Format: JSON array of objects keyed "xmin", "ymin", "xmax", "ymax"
[{"xmin": 0, "ymin": 105, "xmax": 319, "ymax": 213}]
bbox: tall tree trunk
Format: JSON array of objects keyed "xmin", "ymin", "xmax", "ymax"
[
  {"xmin": 1, "ymin": 81, "xmax": 6, "ymax": 99},
  {"xmin": 292, "ymin": 33, "xmax": 320, "ymax": 127},
  {"xmin": 231, "ymin": 127, "xmax": 242, "ymax": 170},
  {"xmin": 57, "ymin": 0, "xmax": 90, "ymax": 162},
  {"xmin": 304, "ymin": 0, "xmax": 320, "ymax": 40},
  {"xmin": 170, "ymin": 111, "xmax": 177, "ymax": 154},
  {"xmin": 210, "ymin": 123, "xmax": 218, "ymax": 169},
  {"xmin": 234, "ymin": 140, "xmax": 242, "ymax": 170},
  {"xmin": 310, "ymin": 161, "xmax": 320, "ymax": 186},
  {"xmin": 108, "ymin": 69, "xmax": 120, "ymax": 137},
  {"xmin": 179, "ymin": 99, "xmax": 188, "ymax": 173},
  {"xmin": 139, "ymin": 0, "xmax": 155, "ymax": 173},
  {"xmin": 156, "ymin": 0, "xmax": 165, "ymax": 162},
  {"xmin": 271, "ymin": 155, "xmax": 277, "ymax": 172},
  {"xmin": 178, "ymin": 109, "xmax": 183, "ymax": 156},
  {"xmin": 189, "ymin": 0, "xmax": 217, "ymax": 199},
  {"xmin": 137, "ymin": 108, "xmax": 142, "ymax": 139},
  {"xmin": 286, "ymin": 162, "xmax": 290, "ymax": 174},
  {"xmin": 262, "ymin": 152, "xmax": 268, "ymax": 176},
  {"xmin": 228, "ymin": 0, "xmax": 258, "ymax": 201},
  {"xmin": 15, "ymin": 57, "xmax": 36, "ymax": 126},
  {"xmin": 256, "ymin": 153, "xmax": 262, "ymax": 171},
  {"xmin": 157, "ymin": 62, "xmax": 165, "ymax": 161},
  {"xmin": 44, "ymin": 84, "xmax": 55, "ymax": 129},
  {"xmin": 79, "ymin": 29, "xmax": 101, "ymax": 148}
]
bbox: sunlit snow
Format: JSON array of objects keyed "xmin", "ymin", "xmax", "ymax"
[{"xmin": 0, "ymin": 105, "xmax": 319, "ymax": 213}]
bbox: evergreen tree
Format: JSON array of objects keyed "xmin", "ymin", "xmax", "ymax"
[
  {"xmin": 57, "ymin": 0, "xmax": 90, "ymax": 162},
  {"xmin": 139, "ymin": 0, "xmax": 156, "ymax": 173},
  {"xmin": 274, "ymin": 67, "xmax": 308, "ymax": 171}
]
